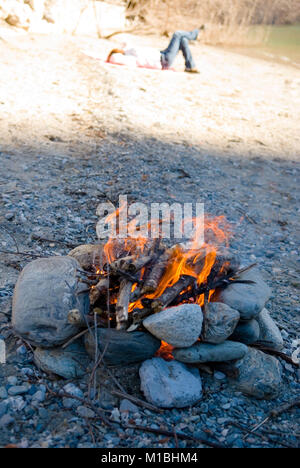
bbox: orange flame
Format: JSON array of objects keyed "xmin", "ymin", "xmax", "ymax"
[{"xmin": 100, "ymin": 207, "xmax": 231, "ymax": 310}]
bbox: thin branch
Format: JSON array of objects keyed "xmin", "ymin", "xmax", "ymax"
[
  {"xmin": 31, "ymin": 234, "xmax": 77, "ymax": 249},
  {"xmin": 111, "ymin": 390, "xmax": 163, "ymax": 414},
  {"xmin": 249, "ymin": 398, "xmax": 300, "ymax": 435},
  {"xmin": 0, "ymin": 227, "xmax": 20, "ymax": 252},
  {"xmin": 0, "ymin": 249, "xmax": 47, "ymax": 259},
  {"xmin": 122, "ymin": 423, "xmax": 225, "ymax": 449},
  {"xmin": 45, "ymin": 385, "xmax": 112, "ymax": 427}
]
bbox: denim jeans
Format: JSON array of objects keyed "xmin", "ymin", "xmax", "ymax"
[{"xmin": 160, "ymin": 29, "xmax": 199, "ymax": 70}]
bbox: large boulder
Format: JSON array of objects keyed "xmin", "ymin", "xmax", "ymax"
[
  {"xmin": 255, "ymin": 309, "xmax": 284, "ymax": 351},
  {"xmin": 215, "ymin": 267, "xmax": 271, "ymax": 320},
  {"xmin": 85, "ymin": 328, "xmax": 161, "ymax": 366},
  {"xmin": 143, "ymin": 304, "xmax": 203, "ymax": 348},
  {"xmin": 230, "ymin": 347, "xmax": 282, "ymax": 399},
  {"xmin": 140, "ymin": 358, "xmax": 202, "ymax": 408},
  {"xmin": 173, "ymin": 341, "xmax": 248, "ymax": 363},
  {"xmin": 34, "ymin": 339, "xmax": 91, "ymax": 379},
  {"xmin": 12, "ymin": 256, "xmax": 89, "ymax": 348},
  {"xmin": 202, "ymin": 302, "xmax": 240, "ymax": 344}
]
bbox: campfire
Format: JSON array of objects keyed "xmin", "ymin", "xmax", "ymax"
[
  {"xmin": 11, "ymin": 209, "xmax": 285, "ymax": 407},
  {"xmin": 72, "ymin": 213, "xmax": 244, "ymax": 333}
]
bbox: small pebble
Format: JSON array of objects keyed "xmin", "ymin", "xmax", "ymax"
[
  {"xmin": 222, "ymin": 403, "xmax": 231, "ymax": 410},
  {"xmin": 0, "ymin": 414, "xmax": 14, "ymax": 427},
  {"xmin": 0, "ymin": 387, "xmax": 8, "ymax": 399},
  {"xmin": 8, "ymin": 385, "xmax": 29, "ymax": 396},
  {"xmin": 0, "ymin": 401, "xmax": 8, "ymax": 418},
  {"xmin": 214, "ymin": 371, "xmax": 226, "ymax": 381},
  {"xmin": 77, "ymin": 406, "xmax": 95, "ymax": 419},
  {"xmin": 31, "ymin": 390, "xmax": 46, "ymax": 403},
  {"xmin": 7, "ymin": 376, "xmax": 18, "ymax": 386},
  {"xmin": 5, "ymin": 212, "xmax": 14, "ymax": 221},
  {"xmin": 111, "ymin": 408, "xmax": 121, "ymax": 422},
  {"xmin": 120, "ymin": 399, "xmax": 139, "ymax": 413}
]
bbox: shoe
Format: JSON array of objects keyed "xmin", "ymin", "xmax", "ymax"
[
  {"xmin": 185, "ymin": 68, "xmax": 200, "ymax": 74},
  {"xmin": 199, "ymin": 24, "xmax": 205, "ymax": 31}
]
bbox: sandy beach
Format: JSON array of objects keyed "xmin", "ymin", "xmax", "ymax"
[{"xmin": 0, "ymin": 30, "xmax": 299, "ymax": 161}]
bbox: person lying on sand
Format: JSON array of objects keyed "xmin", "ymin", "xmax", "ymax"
[{"xmin": 107, "ymin": 27, "xmax": 205, "ymax": 73}]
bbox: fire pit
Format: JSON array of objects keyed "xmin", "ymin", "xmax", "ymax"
[{"xmin": 11, "ymin": 213, "xmax": 284, "ymax": 407}]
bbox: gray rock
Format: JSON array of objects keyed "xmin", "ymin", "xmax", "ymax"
[
  {"xmin": 214, "ymin": 371, "xmax": 226, "ymax": 381},
  {"xmin": 12, "ymin": 256, "xmax": 89, "ymax": 348},
  {"xmin": 77, "ymin": 406, "xmax": 95, "ymax": 419},
  {"xmin": 111, "ymin": 408, "xmax": 121, "ymax": 422},
  {"xmin": 0, "ymin": 414, "xmax": 14, "ymax": 427},
  {"xmin": 63, "ymin": 383, "xmax": 83, "ymax": 399},
  {"xmin": 256, "ymin": 309, "xmax": 284, "ymax": 351},
  {"xmin": 85, "ymin": 329, "xmax": 160, "ymax": 366},
  {"xmin": 63, "ymin": 398, "xmax": 79, "ymax": 409},
  {"xmin": 5, "ymin": 212, "xmax": 14, "ymax": 221},
  {"xmin": 98, "ymin": 389, "xmax": 118, "ymax": 410},
  {"xmin": 140, "ymin": 358, "xmax": 202, "ymax": 408},
  {"xmin": 62, "ymin": 383, "xmax": 83, "ymax": 408},
  {"xmin": 7, "ymin": 396, "xmax": 26, "ymax": 412},
  {"xmin": 16, "ymin": 345, "xmax": 27, "ymax": 355},
  {"xmin": 230, "ymin": 348, "xmax": 282, "ymax": 399},
  {"xmin": 31, "ymin": 390, "xmax": 46, "ymax": 403},
  {"xmin": 38, "ymin": 408, "xmax": 49, "ymax": 420},
  {"xmin": 143, "ymin": 304, "xmax": 203, "ymax": 348},
  {"xmin": 0, "ymin": 401, "xmax": 8, "ymax": 418},
  {"xmin": 0, "ymin": 387, "xmax": 8, "ymax": 399},
  {"xmin": 231, "ymin": 319, "xmax": 260, "ymax": 345},
  {"xmin": 34, "ymin": 339, "xmax": 91, "ymax": 379},
  {"xmin": 216, "ymin": 267, "xmax": 271, "ymax": 320},
  {"xmin": 173, "ymin": 341, "xmax": 248, "ymax": 363},
  {"xmin": 202, "ymin": 303, "xmax": 240, "ymax": 344},
  {"xmin": 7, "ymin": 376, "xmax": 18, "ymax": 386},
  {"xmin": 120, "ymin": 399, "xmax": 139, "ymax": 413},
  {"xmin": 8, "ymin": 385, "xmax": 30, "ymax": 396}
]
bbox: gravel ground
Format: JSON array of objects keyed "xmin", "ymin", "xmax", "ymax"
[{"xmin": 0, "ymin": 29, "xmax": 299, "ymax": 448}]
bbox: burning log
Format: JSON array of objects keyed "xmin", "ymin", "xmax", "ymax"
[
  {"xmin": 110, "ymin": 255, "xmax": 152, "ymax": 274},
  {"xmin": 89, "ymin": 277, "xmax": 110, "ymax": 305},
  {"xmin": 141, "ymin": 249, "xmax": 173, "ymax": 295},
  {"xmin": 130, "ymin": 286, "xmax": 142, "ymax": 303},
  {"xmin": 116, "ymin": 279, "xmax": 133, "ymax": 330},
  {"xmin": 150, "ymin": 275, "xmax": 196, "ymax": 313},
  {"xmin": 127, "ymin": 307, "xmax": 153, "ymax": 332}
]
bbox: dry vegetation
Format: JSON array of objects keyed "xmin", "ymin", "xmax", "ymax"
[{"xmin": 125, "ymin": 0, "xmax": 300, "ymax": 45}]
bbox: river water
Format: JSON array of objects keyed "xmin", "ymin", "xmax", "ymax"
[{"xmin": 230, "ymin": 24, "xmax": 300, "ymax": 68}]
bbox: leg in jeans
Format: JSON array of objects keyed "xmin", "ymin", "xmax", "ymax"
[
  {"xmin": 180, "ymin": 37, "xmax": 196, "ymax": 70},
  {"xmin": 160, "ymin": 29, "xmax": 198, "ymax": 69}
]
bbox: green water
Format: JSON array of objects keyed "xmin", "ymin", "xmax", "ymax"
[{"xmin": 231, "ymin": 25, "xmax": 300, "ymax": 67}]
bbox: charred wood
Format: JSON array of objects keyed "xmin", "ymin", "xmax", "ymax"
[
  {"xmin": 141, "ymin": 248, "xmax": 173, "ymax": 294},
  {"xmin": 151, "ymin": 275, "xmax": 196, "ymax": 313}
]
